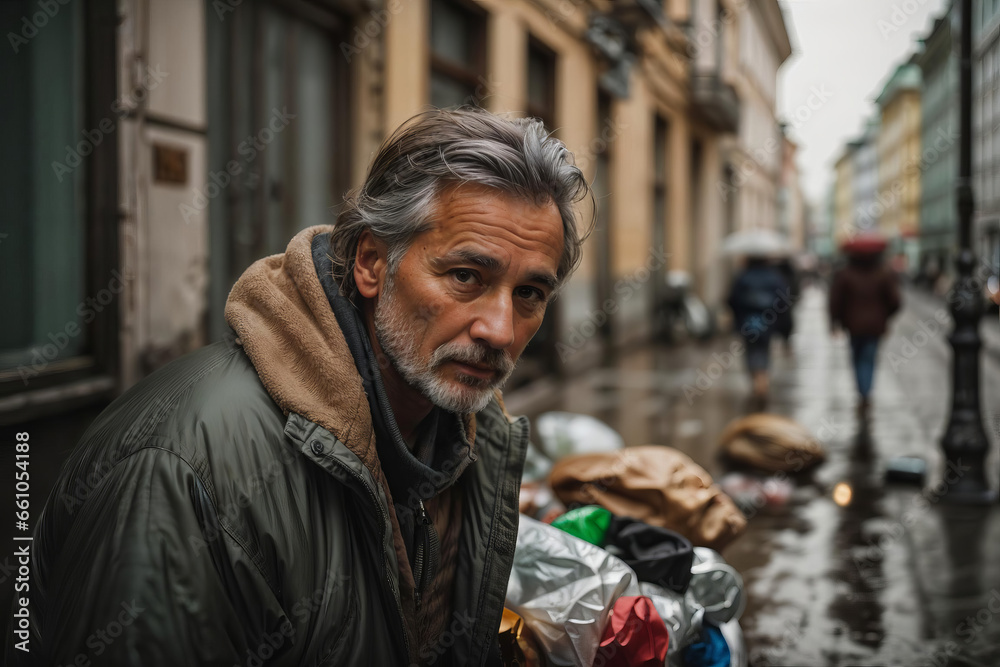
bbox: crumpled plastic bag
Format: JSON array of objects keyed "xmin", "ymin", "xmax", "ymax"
[
  {"xmin": 535, "ymin": 412, "xmax": 624, "ymax": 459},
  {"xmin": 549, "ymin": 446, "xmax": 747, "ymax": 551},
  {"xmin": 551, "ymin": 506, "xmax": 613, "ymax": 546},
  {"xmin": 506, "ymin": 516, "xmax": 640, "ymax": 667},
  {"xmin": 718, "ymin": 413, "xmax": 825, "ymax": 473},
  {"xmin": 689, "ymin": 547, "xmax": 745, "ymax": 626},
  {"xmin": 681, "ymin": 625, "xmax": 730, "ymax": 667},
  {"xmin": 604, "ymin": 516, "xmax": 694, "ymax": 593},
  {"xmin": 638, "ymin": 547, "xmax": 745, "ymax": 658},
  {"xmin": 593, "ymin": 596, "xmax": 669, "ymax": 667},
  {"xmin": 717, "ymin": 619, "xmax": 747, "ymax": 667},
  {"xmin": 639, "ymin": 582, "xmax": 700, "ymax": 658}
]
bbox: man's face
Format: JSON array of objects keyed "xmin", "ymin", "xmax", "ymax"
[{"xmin": 372, "ymin": 183, "xmax": 564, "ymax": 414}]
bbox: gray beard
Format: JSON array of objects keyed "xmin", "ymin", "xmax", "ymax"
[{"xmin": 373, "ymin": 275, "xmax": 516, "ymax": 414}]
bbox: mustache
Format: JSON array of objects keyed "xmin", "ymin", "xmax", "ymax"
[{"xmin": 432, "ymin": 342, "xmax": 515, "ymax": 375}]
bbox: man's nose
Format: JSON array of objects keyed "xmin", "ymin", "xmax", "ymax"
[{"xmin": 469, "ymin": 291, "xmax": 516, "ymax": 350}]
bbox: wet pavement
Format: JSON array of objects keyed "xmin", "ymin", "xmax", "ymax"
[{"xmin": 506, "ymin": 285, "xmax": 1000, "ymax": 666}]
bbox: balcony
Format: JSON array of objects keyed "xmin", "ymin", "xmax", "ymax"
[
  {"xmin": 610, "ymin": 0, "xmax": 669, "ymax": 32},
  {"xmin": 690, "ymin": 74, "xmax": 741, "ymax": 134}
]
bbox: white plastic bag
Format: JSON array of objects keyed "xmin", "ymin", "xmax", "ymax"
[{"xmin": 506, "ymin": 516, "xmax": 639, "ymax": 667}]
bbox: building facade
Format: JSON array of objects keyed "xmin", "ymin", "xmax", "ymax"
[
  {"xmin": 916, "ymin": 5, "xmax": 958, "ymax": 279},
  {"xmin": 832, "ymin": 144, "xmax": 857, "ymax": 245},
  {"xmin": 876, "ymin": 62, "xmax": 922, "ymax": 266},
  {"xmin": 0, "ymin": 0, "xmax": 791, "ymax": 425},
  {"xmin": 778, "ymin": 128, "xmax": 806, "ymax": 251},
  {"xmin": 851, "ymin": 116, "xmax": 880, "ymax": 235},
  {"xmin": 974, "ymin": 0, "xmax": 1000, "ymax": 275}
]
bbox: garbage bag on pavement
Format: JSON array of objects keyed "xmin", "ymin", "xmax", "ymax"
[
  {"xmin": 718, "ymin": 413, "xmax": 825, "ymax": 473},
  {"xmin": 603, "ymin": 516, "xmax": 694, "ymax": 593},
  {"xmin": 681, "ymin": 625, "xmax": 730, "ymax": 667},
  {"xmin": 716, "ymin": 619, "xmax": 747, "ymax": 667},
  {"xmin": 499, "ymin": 608, "xmax": 549, "ymax": 667},
  {"xmin": 536, "ymin": 412, "xmax": 625, "ymax": 459},
  {"xmin": 592, "ymin": 596, "xmax": 670, "ymax": 667},
  {"xmin": 549, "ymin": 446, "xmax": 747, "ymax": 551},
  {"xmin": 688, "ymin": 548, "xmax": 745, "ymax": 626},
  {"xmin": 506, "ymin": 516, "xmax": 641, "ymax": 667},
  {"xmin": 551, "ymin": 506, "xmax": 614, "ymax": 546},
  {"xmin": 639, "ymin": 582, "xmax": 700, "ymax": 659},
  {"xmin": 638, "ymin": 548, "xmax": 745, "ymax": 660}
]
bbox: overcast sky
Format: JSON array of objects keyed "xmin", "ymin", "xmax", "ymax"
[{"xmin": 777, "ymin": 0, "xmax": 951, "ymax": 206}]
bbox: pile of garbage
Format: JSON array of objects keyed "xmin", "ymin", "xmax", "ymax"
[{"xmin": 503, "ymin": 413, "xmax": 757, "ymax": 667}]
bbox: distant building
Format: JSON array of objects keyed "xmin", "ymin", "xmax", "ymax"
[
  {"xmin": 833, "ymin": 143, "xmax": 858, "ymax": 245},
  {"xmin": 974, "ymin": 0, "xmax": 1000, "ymax": 274},
  {"xmin": 915, "ymin": 4, "xmax": 958, "ymax": 279},
  {"xmin": 875, "ymin": 62, "xmax": 923, "ymax": 268},
  {"xmin": 851, "ymin": 116, "xmax": 881, "ymax": 234},
  {"xmin": 778, "ymin": 126, "xmax": 806, "ymax": 250}
]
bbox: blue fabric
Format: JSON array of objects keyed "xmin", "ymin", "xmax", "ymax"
[
  {"xmin": 850, "ymin": 335, "xmax": 879, "ymax": 398},
  {"xmin": 682, "ymin": 625, "xmax": 731, "ymax": 667}
]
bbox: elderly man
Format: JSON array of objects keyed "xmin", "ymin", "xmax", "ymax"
[{"xmin": 8, "ymin": 108, "xmax": 591, "ymax": 666}]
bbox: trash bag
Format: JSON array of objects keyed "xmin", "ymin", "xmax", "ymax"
[
  {"xmin": 688, "ymin": 548, "xmax": 745, "ymax": 626},
  {"xmin": 716, "ymin": 619, "xmax": 747, "ymax": 667},
  {"xmin": 499, "ymin": 608, "xmax": 549, "ymax": 667},
  {"xmin": 592, "ymin": 596, "xmax": 670, "ymax": 667},
  {"xmin": 551, "ymin": 506, "xmax": 614, "ymax": 546},
  {"xmin": 603, "ymin": 516, "xmax": 694, "ymax": 593},
  {"xmin": 523, "ymin": 439, "xmax": 555, "ymax": 483},
  {"xmin": 718, "ymin": 413, "xmax": 825, "ymax": 473},
  {"xmin": 681, "ymin": 625, "xmax": 730, "ymax": 667},
  {"xmin": 549, "ymin": 446, "xmax": 747, "ymax": 551},
  {"xmin": 639, "ymin": 547, "xmax": 746, "ymax": 659},
  {"xmin": 639, "ymin": 582, "xmax": 701, "ymax": 658},
  {"xmin": 536, "ymin": 412, "xmax": 624, "ymax": 459},
  {"xmin": 506, "ymin": 516, "xmax": 641, "ymax": 667}
]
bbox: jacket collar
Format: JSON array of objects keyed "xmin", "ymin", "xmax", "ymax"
[
  {"xmin": 225, "ymin": 224, "xmax": 481, "ymax": 484},
  {"xmin": 225, "ymin": 225, "xmax": 380, "ymax": 471}
]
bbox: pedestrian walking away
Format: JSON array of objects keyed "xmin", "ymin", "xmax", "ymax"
[
  {"xmin": 828, "ymin": 247, "xmax": 902, "ymax": 417},
  {"xmin": 727, "ymin": 257, "xmax": 790, "ymax": 405}
]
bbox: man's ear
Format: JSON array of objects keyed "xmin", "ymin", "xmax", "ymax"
[{"xmin": 354, "ymin": 230, "xmax": 387, "ymax": 300}]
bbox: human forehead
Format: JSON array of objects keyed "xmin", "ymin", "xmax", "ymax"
[{"xmin": 419, "ymin": 184, "xmax": 564, "ymax": 266}]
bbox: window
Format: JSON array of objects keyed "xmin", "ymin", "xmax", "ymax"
[
  {"xmin": 205, "ymin": 0, "xmax": 351, "ymax": 340},
  {"xmin": 430, "ymin": 0, "xmax": 487, "ymax": 108},
  {"xmin": 0, "ymin": 0, "xmax": 118, "ymax": 407},
  {"xmin": 526, "ymin": 37, "xmax": 556, "ymax": 130}
]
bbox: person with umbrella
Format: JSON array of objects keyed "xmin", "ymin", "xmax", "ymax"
[
  {"xmin": 724, "ymin": 230, "xmax": 792, "ymax": 407},
  {"xmin": 828, "ymin": 233, "xmax": 902, "ymax": 416}
]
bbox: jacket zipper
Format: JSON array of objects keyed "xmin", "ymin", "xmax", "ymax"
[{"xmin": 412, "ymin": 498, "xmax": 439, "ymax": 612}]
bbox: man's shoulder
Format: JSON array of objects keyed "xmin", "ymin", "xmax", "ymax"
[{"xmin": 83, "ymin": 339, "xmax": 286, "ymax": 465}]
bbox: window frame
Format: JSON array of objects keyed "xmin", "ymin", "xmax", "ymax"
[
  {"xmin": 526, "ymin": 35, "xmax": 557, "ymax": 130},
  {"xmin": 429, "ymin": 0, "xmax": 488, "ymax": 107},
  {"xmin": 0, "ymin": 0, "xmax": 120, "ymax": 421}
]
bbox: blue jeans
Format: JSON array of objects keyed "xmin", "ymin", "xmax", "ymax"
[{"xmin": 850, "ymin": 335, "xmax": 879, "ymax": 398}]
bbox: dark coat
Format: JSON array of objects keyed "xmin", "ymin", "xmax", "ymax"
[
  {"xmin": 727, "ymin": 264, "xmax": 791, "ymax": 341},
  {"xmin": 828, "ymin": 260, "xmax": 901, "ymax": 337}
]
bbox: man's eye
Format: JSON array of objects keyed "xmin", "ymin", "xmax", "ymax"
[
  {"xmin": 517, "ymin": 286, "xmax": 546, "ymax": 302},
  {"xmin": 452, "ymin": 270, "xmax": 476, "ymax": 284}
]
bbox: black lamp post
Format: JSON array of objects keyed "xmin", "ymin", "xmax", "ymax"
[{"xmin": 940, "ymin": 0, "xmax": 996, "ymax": 504}]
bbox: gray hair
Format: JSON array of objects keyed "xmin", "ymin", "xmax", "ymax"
[{"xmin": 329, "ymin": 106, "xmax": 594, "ymax": 302}]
